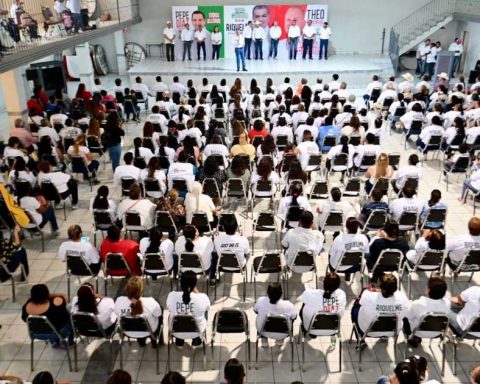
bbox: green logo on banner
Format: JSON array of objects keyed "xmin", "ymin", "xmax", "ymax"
[{"xmin": 231, "ymin": 7, "xmax": 248, "ymax": 19}]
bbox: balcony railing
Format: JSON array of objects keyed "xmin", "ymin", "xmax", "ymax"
[{"xmin": 0, "ymin": 0, "xmax": 139, "ymax": 59}]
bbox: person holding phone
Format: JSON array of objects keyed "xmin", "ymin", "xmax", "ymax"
[{"xmin": 57, "ymin": 224, "xmax": 101, "ymax": 273}]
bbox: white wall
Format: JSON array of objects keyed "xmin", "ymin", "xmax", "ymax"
[
  {"xmin": 126, "ymin": 0, "xmax": 432, "ymax": 54},
  {"xmin": 457, "ymin": 21, "xmax": 480, "ymax": 77}
]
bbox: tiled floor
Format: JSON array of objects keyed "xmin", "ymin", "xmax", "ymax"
[{"xmin": 0, "ymin": 80, "xmax": 479, "ymax": 384}]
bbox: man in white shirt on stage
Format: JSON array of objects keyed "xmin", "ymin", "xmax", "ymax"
[
  {"xmin": 163, "ymin": 21, "xmax": 176, "ymax": 62},
  {"xmin": 287, "ymin": 19, "xmax": 300, "ymax": 60},
  {"xmin": 253, "ymin": 21, "xmax": 265, "ymax": 60},
  {"xmin": 269, "ymin": 20, "xmax": 281, "ymax": 59},
  {"xmin": 243, "ymin": 20, "xmax": 253, "ymax": 60},
  {"xmin": 181, "ymin": 23, "xmax": 193, "ymax": 62},
  {"xmin": 233, "ymin": 28, "xmax": 247, "ymax": 72},
  {"xmin": 302, "ymin": 19, "xmax": 315, "ymax": 60},
  {"xmin": 448, "ymin": 37, "xmax": 464, "ymax": 78},
  {"xmin": 319, "ymin": 21, "xmax": 332, "ymax": 60},
  {"xmin": 194, "ymin": 25, "xmax": 207, "ymax": 61}
]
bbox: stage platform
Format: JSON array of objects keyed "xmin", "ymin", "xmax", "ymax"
[{"xmin": 127, "ymin": 54, "xmax": 393, "ymax": 89}]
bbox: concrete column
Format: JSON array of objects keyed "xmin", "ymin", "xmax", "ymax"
[
  {"xmin": 76, "ymin": 42, "xmax": 95, "ymax": 90},
  {"xmin": 0, "ymin": 66, "xmax": 30, "ymax": 131},
  {"xmin": 114, "ymin": 30, "xmax": 127, "ymax": 75}
]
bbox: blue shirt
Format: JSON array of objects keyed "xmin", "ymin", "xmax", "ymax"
[
  {"xmin": 420, "ymin": 201, "xmax": 447, "ymax": 228},
  {"xmin": 317, "ymin": 125, "xmax": 341, "ymax": 151}
]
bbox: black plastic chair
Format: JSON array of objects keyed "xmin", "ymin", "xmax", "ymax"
[
  {"xmin": 0, "ymin": 259, "xmax": 26, "ymax": 302},
  {"xmin": 451, "ymin": 315, "xmax": 480, "ymax": 374},
  {"xmin": 284, "ymin": 250, "xmax": 317, "ymax": 297},
  {"xmin": 215, "ymin": 250, "xmax": 247, "ymax": 301},
  {"xmin": 363, "ymin": 209, "xmax": 388, "ymax": 232},
  {"xmin": 27, "ymin": 315, "xmax": 73, "ymax": 372},
  {"xmin": 119, "ymin": 314, "xmax": 161, "ymax": 374},
  {"xmin": 143, "ymin": 252, "xmax": 173, "ymax": 290},
  {"xmin": 403, "ymin": 249, "xmax": 445, "ymax": 299},
  {"xmin": 93, "ymin": 210, "xmax": 116, "ymax": 246},
  {"xmin": 251, "ymin": 252, "xmax": 282, "ymax": 300},
  {"xmin": 71, "ymin": 311, "xmax": 116, "ymax": 372},
  {"xmin": 104, "ymin": 252, "xmax": 132, "ymax": 295},
  {"xmin": 309, "ymin": 180, "xmax": 329, "ymax": 200},
  {"xmin": 450, "ymin": 248, "xmax": 480, "ymax": 290},
  {"xmin": 155, "ymin": 211, "xmax": 178, "ymax": 239},
  {"xmin": 178, "ymin": 252, "xmax": 209, "ymax": 293},
  {"xmin": 66, "ymin": 253, "xmax": 99, "ymax": 299},
  {"xmin": 40, "ymin": 180, "xmax": 66, "ymax": 220},
  {"xmin": 212, "ymin": 309, "xmax": 250, "ymax": 367}
]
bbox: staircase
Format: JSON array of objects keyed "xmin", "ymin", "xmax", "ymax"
[{"xmin": 388, "ymin": 0, "xmax": 480, "ymax": 73}]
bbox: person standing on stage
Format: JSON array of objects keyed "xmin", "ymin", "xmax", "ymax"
[
  {"xmin": 287, "ymin": 19, "xmax": 301, "ymax": 60},
  {"xmin": 181, "ymin": 23, "xmax": 193, "ymax": 62},
  {"xmin": 269, "ymin": 21, "xmax": 281, "ymax": 59},
  {"xmin": 233, "ymin": 28, "xmax": 247, "ymax": 72},
  {"xmin": 302, "ymin": 19, "xmax": 315, "ymax": 60},
  {"xmin": 244, "ymin": 20, "xmax": 253, "ymax": 60},
  {"xmin": 211, "ymin": 26, "xmax": 222, "ymax": 60},
  {"xmin": 195, "ymin": 24, "xmax": 207, "ymax": 61},
  {"xmin": 163, "ymin": 21, "xmax": 176, "ymax": 62},
  {"xmin": 448, "ymin": 37, "xmax": 463, "ymax": 78},
  {"xmin": 253, "ymin": 21, "xmax": 265, "ymax": 60},
  {"xmin": 319, "ymin": 22, "xmax": 332, "ymax": 60}
]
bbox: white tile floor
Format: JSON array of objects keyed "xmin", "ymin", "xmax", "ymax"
[{"xmin": 0, "ymin": 80, "xmax": 479, "ymax": 384}]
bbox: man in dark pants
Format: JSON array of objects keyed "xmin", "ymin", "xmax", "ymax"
[
  {"xmin": 194, "ymin": 25, "xmax": 207, "ymax": 61},
  {"xmin": 302, "ymin": 20, "xmax": 315, "ymax": 60},
  {"xmin": 243, "ymin": 21, "xmax": 253, "ymax": 60},
  {"xmin": 252, "ymin": 21, "xmax": 264, "ymax": 60},
  {"xmin": 181, "ymin": 23, "xmax": 193, "ymax": 61},
  {"xmin": 163, "ymin": 21, "xmax": 176, "ymax": 62},
  {"xmin": 319, "ymin": 22, "xmax": 332, "ymax": 60}
]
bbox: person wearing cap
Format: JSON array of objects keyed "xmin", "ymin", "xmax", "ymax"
[
  {"xmin": 302, "ymin": 19, "xmax": 315, "ymax": 60},
  {"xmin": 243, "ymin": 21, "xmax": 253, "ymax": 60},
  {"xmin": 318, "ymin": 21, "xmax": 331, "ymax": 60},
  {"xmin": 163, "ymin": 21, "xmax": 176, "ymax": 62},
  {"xmin": 398, "ymin": 73, "xmax": 414, "ymax": 93},
  {"xmin": 448, "ymin": 37, "xmax": 464, "ymax": 78},
  {"xmin": 181, "ymin": 23, "xmax": 194, "ymax": 62},
  {"xmin": 252, "ymin": 20, "xmax": 265, "ymax": 60},
  {"xmin": 435, "ymin": 72, "xmax": 449, "ymax": 92}
]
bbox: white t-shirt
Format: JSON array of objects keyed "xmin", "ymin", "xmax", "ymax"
[
  {"xmin": 38, "ymin": 127, "xmax": 60, "ymax": 144},
  {"xmin": 114, "ymin": 164, "xmax": 141, "ymax": 185},
  {"xmin": 139, "ymin": 238, "xmax": 175, "ymax": 271},
  {"xmin": 20, "ymin": 196, "xmax": 42, "ymax": 225},
  {"xmin": 358, "ymin": 290, "xmax": 409, "ymax": 335},
  {"xmin": 114, "ymin": 296, "xmax": 162, "ymax": 338},
  {"xmin": 211, "ymin": 31, "xmax": 222, "ymax": 45},
  {"xmin": 319, "ymin": 27, "xmax": 332, "ymax": 39},
  {"xmin": 166, "ymin": 291, "xmax": 210, "ymax": 338},
  {"xmin": 37, "ymin": 171, "xmax": 71, "ymax": 194},
  {"xmin": 214, "ymin": 233, "xmax": 250, "ymax": 268},
  {"xmin": 194, "ymin": 29, "xmax": 207, "ymax": 42},
  {"xmin": 270, "ymin": 26, "xmax": 281, "ymax": 39},
  {"xmin": 303, "ymin": 25, "xmax": 316, "ymax": 39},
  {"xmin": 184, "ymin": 193, "xmax": 216, "ymax": 223},
  {"xmin": 117, "ymin": 198, "xmax": 156, "ymax": 229},
  {"xmin": 89, "ymin": 197, "xmax": 117, "ymax": 219},
  {"xmin": 406, "ymin": 296, "xmax": 449, "ymax": 337},
  {"xmin": 281, "ymin": 227, "xmax": 324, "ymax": 268},
  {"xmin": 139, "ymin": 169, "xmax": 167, "ymax": 196},
  {"xmin": 393, "ymin": 165, "xmax": 422, "ymax": 189},
  {"xmin": 58, "ymin": 240, "xmax": 100, "ymax": 265},
  {"xmin": 254, "ymin": 297, "xmax": 297, "ymax": 339},
  {"xmin": 250, "ymin": 171, "xmax": 280, "ymax": 197},
  {"xmin": 128, "ymin": 147, "xmax": 153, "ymax": 164},
  {"xmin": 4, "ymin": 147, "xmax": 28, "ymax": 162},
  {"xmin": 167, "ymin": 162, "xmax": 195, "ymax": 190},
  {"xmin": 446, "ymin": 234, "xmax": 480, "ymax": 265},
  {"xmin": 300, "ymin": 288, "xmax": 346, "ymax": 334},
  {"xmin": 389, "ymin": 197, "xmax": 423, "ymax": 222},
  {"xmin": 419, "ymin": 124, "xmax": 444, "ymax": 144},
  {"xmin": 456, "ymin": 286, "xmax": 480, "ymax": 335},
  {"xmin": 175, "ymin": 235, "xmax": 214, "ymax": 272},
  {"xmin": 71, "ymin": 296, "xmax": 117, "ymax": 330},
  {"xmin": 67, "ymin": 145, "xmax": 92, "ymax": 166},
  {"xmin": 329, "ymin": 233, "xmax": 369, "ymax": 271},
  {"xmin": 297, "ymin": 141, "xmax": 320, "ymax": 170},
  {"xmin": 163, "ymin": 27, "xmax": 175, "ymax": 43},
  {"xmin": 9, "ymin": 170, "xmax": 36, "ymax": 187},
  {"xmin": 277, "ymin": 196, "xmax": 312, "ymax": 223},
  {"xmin": 288, "ymin": 25, "xmax": 301, "ymax": 38},
  {"xmin": 354, "ymin": 144, "xmax": 381, "ymax": 167}
]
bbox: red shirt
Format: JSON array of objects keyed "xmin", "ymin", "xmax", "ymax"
[
  {"xmin": 27, "ymin": 98, "xmax": 43, "ymax": 115},
  {"xmin": 100, "ymin": 238, "xmax": 141, "ymax": 276},
  {"xmin": 76, "ymin": 90, "xmax": 93, "ymax": 102},
  {"xmin": 37, "ymin": 91, "xmax": 49, "ymax": 107},
  {"xmin": 248, "ymin": 128, "xmax": 268, "ymax": 142}
]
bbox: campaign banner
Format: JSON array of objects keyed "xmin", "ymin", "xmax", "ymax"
[{"xmin": 173, "ymin": 4, "xmax": 328, "ymax": 60}]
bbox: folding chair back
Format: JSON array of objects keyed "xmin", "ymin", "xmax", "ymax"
[
  {"xmin": 364, "ymin": 210, "xmax": 388, "ymax": 231},
  {"xmin": 308, "ymin": 311, "xmax": 340, "ymax": 337},
  {"xmin": 343, "ymin": 178, "xmax": 361, "ymax": 196},
  {"xmin": 191, "ymin": 212, "xmax": 211, "ymax": 234},
  {"xmin": 172, "ymin": 178, "xmax": 188, "ymax": 194},
  {"xmin": 105, "ymin": 253, "xmax": 131, "ymax": 276},
  {"xmin": 71, "ymin": 311, "xmax": 106, "ymax": 338},
  {"xmin": 144, "ymin": 252, "xmax": 169, "ymax": 275},
  {"xmin": 121, "ymin": 177, "xmax": 136, "ymax": 197},
  {"xmin": 309, "ymin": 180, "xmax": 328, "ymax": 199},
  {"xmin": 214, "ymin": 309, "xmax": 248, "ymax": 333},
  {"xmin": 336, "ymin": 250, "xmax": 363, "ymax": 271}
]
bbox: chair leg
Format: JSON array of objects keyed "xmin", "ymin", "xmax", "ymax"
[
  {"xmin": 41, "ymin": 231, "xmax": 45, "ymax": 252},
  {"xmin": 202, "ymin": 338, "xmax": 207, "ymax": 370},
  {"xmin": 156, "ymin": 339, "xmax": 160, "ymax": 374},
  {"xmin": 301, "ymin": 333, "xmax": 305, "ymax": 372},
  {"xmin": 119, "ymin": 335, "xmax": 124, "ymax": 369},
  {"xmin": 290, "ymin": 335, "xmax": 294, "ymax": 372},
  {"xmin": 453, "ymin": 340, "xmax": 457, "ymax": 375},
  {"xmin": 30, "ymin": 339, "xmax": 34, "ymax": 371},
  {"xmin": 338, "ymin": 338, "xmax": 342, "ymax": 372},
  {"xmin": 73, "ymin": 338, "xmax": 78, "ymax": 372},
  {"xmin": 67, "ymin": 274, "xmax": 71, "ymax": 300},
  {"xmin": 246, "ymin": 336, "xmax": 250, "ymax": 369},
  {"xmin": 64, "ymin": 338, "xmax": 73, "ymax": 371},
  {"xmin": 441, "ymin": 338, "xmax": 446, "ymax": 376},
  {"xmin": 255, "ymin": 336, "xmax": 259, "ymax": 369},
  {"xmin": 11, "ymin": 275, "xmax": 15, "ymax": 303}
]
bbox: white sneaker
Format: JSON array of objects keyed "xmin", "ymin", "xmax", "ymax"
[{"xmin": 260, "ymin": 337, "xmax": 269, "ymax": 348}]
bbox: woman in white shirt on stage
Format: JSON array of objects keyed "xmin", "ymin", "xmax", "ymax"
[{"xmin": 211, "ymin": 26, "xmax": 222, "ymax": 60}]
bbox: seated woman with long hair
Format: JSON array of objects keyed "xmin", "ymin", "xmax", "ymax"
[
  {"xmin": 114, "ymin": 276, "xmax": 162, "ymax": 347},
  {"xmin": 139, "ymin": 227, "xmax": 175, "ymax": 277},
  {"xmin": 89, "ymin": 185, "xmax": 118, "ymax": 219},
  {"xmin": 250, "ymin": 156, "xmax": 280, "ymax": 197},
  {"xmin": 71, "ymin": 282, "xmax": 117, "ymax": 333}
]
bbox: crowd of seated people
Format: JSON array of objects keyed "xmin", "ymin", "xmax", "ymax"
[{"xmin": 0, "ymin": 71, "xmax": 480, "ymax": 380}]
